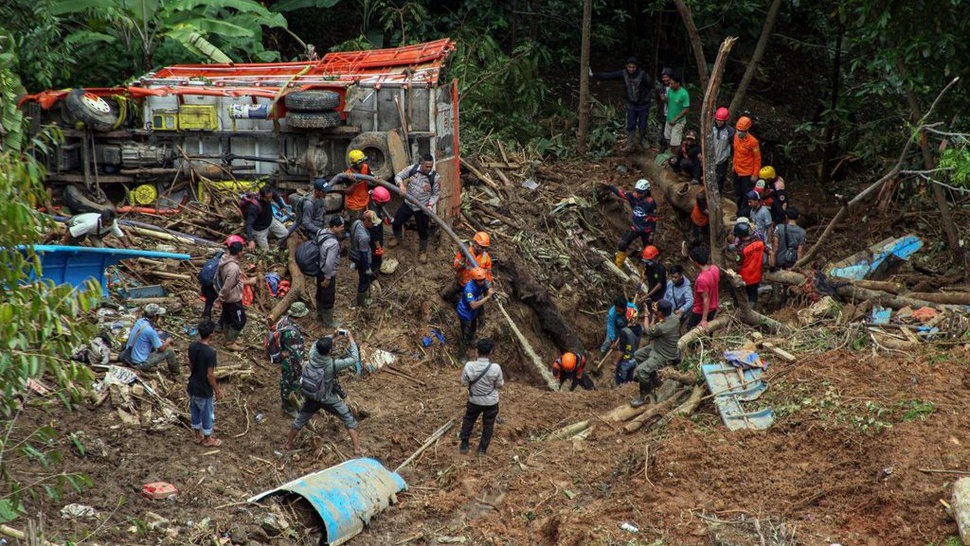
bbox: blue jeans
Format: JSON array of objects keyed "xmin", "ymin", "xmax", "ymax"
[
  {"xmin": 626, "ymin": 104, "xmax": 650, "ymax": 133},
  {"xmin": 189, "ymin": 396, "xmax": 215, "ymax": 436},
  {"xmin": 615, "ymin": 359, "xmax": 637, "ymax": 385}
]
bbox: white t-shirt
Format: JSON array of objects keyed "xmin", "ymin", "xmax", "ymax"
[{"xmin": 68, "ymin": 213, "xmax": 124, "ymax": 239}]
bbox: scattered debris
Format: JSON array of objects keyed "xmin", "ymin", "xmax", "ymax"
[
  {"xmin": 59, "ymin": 503, "xmax": 98, "ymax": 519},
  {"xmin": 142, "ymin": 482, "xmax": 178, "ymax": 500}
]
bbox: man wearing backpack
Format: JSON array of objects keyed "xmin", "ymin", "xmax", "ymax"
[
  {"xmin": 316, "ymin": 217, "xmax": 346, "ymax": 328},
  {"xmin": 266, "ymin": 314, "xmax": 305, "ymax": 415},
  {"xmin": 772, "ymin": 207, "xmax": 806, "ymax": 270},
  {"xmin": 459, "ymin": 338, "xmax": 504, "ymax": 456},
  {"xmin": 283, "ymin": 178, "xmax": 328, "ymax": 243},
  {"xmin": 389, "ymin": 154, "xmax": 440, "ymax": 264},
  {"xmin": 244, "ymin": 186, "xmax": 288, "ymax": 251},
  {"xmin": 286, "ymin": 331, "xmax": 363, "ymax": 455},
  {"xmin": 215, "ymin": 240, "xmax": 255, "ymax": 351}
]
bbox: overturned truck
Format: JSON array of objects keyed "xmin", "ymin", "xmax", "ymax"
[{"xmin": 20, "ymin": 39, "xmax": 461, "ymax": 218}]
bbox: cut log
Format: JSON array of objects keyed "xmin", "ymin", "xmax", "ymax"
[
  {"xmin": 760, "ymin": 342, "xmax": 796, "ymax": 363},
  {"xmin": 853, "ymin": 279, "xmax": 906, "ymax": 294},
  {"xmin": 624, "ymin": 388, "xmax": 688, "ymax": 433},
  {"xmin": 632, "ymin": 156, "xmax": 738, "ymax": 233},
  {"xmin": 952, "ymin": 477, "xmax": 970, "ymax": 545},
  {"xmin": 267, "ymin": 235, "xmax": 306, "ymax": 324},
  {"xmin": 906, "ymin": 291, "xmax": 970, "ymax": 306},
  {"xmin": 762, "ymin": 270, "xmax": 945, "ymax": 311},
  {"xmin": 495, "ymin": 298, "xmax": 560, "ymax": 391},
  {"xmin": 659, "ymin": 369, "xmax": 699, "ymax": 384},
  {"xmin": 546, "ymin": 420, "xmax": 591, "ymax": 441},
  {"xmin": 149, "ymin": 270, "xmax": 191, "ymax": 281},
  {"xmin": 678, "ymin": 314, "xmax": 734, "ymax": 350},
  {"xmin": 666, "ymin": 384, "xmax": 706, "ymax": 420}
]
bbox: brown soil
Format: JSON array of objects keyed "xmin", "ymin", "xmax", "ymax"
[{"xmin": 9, "ymin": 153, "xmax": 970, "ymax": 546}]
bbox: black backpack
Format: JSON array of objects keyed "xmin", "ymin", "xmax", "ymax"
[
  {"xmin": 198, "ymin": 251, "xmax": 225, "ymax": 289},
  {"xmin": 295, "ymin": 231, "xmax": 336, "ymax": 277}
]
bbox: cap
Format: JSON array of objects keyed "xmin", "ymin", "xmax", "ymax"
[
  {"xmin": 329, "ymin": 216, "xmax": 345, "ymax": 227},
  {"xmin": 746, "ymin": 190, "xmax": 760, "ymax": 201},
  {"xmin": 144, "ymin": 303, "xmax": 166, "ymax": 317},
  {"xmin": 288, "ymin": 302, "xmax": 309, "ymax": 318},
  {"xmin": 313, "ymin": 178, "xmax": 329, "ymax": 191}
]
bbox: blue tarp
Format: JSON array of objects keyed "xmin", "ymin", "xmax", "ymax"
[{"xmin": 17, "ymin": 245, "xmax": 191, "ymax": 292}]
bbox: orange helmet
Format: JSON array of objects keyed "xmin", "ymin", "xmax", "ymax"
[
  {"xmin": 470, "ymin": 267, "xmax": 487, "ymax": 281},
  {"xmin": 561, "ymin": 352, "xmax": 578, "ymax": 371},
  {"xmin": 473, "ymin": 231, "xmax": 491, "ymax": 247},
  {"xmin": 736, "ymin": 116, "xmax": 752, "ymax": 131},
  {"xmin": 641, "ymin": 245, "xmax": 659, "ymax": 260}
]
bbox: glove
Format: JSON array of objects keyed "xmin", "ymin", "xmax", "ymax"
[{"xmin": 374, "ymin": 247, "xmax": 385, "ymax": 256}]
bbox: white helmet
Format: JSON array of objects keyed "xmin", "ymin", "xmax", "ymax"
[{"xmin": 635, "ymin": 179, "xmax": 650, "ymax": 192}]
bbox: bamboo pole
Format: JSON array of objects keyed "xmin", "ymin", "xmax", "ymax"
[
  {"xmin": 495, "ymin": 298, "xmax": 560, "ymax": 391},
  {"xmin": 545, "ymin": 420, "xmax": 591, "ymax": 441},
  {"xmin": 395, "ymin": 418, "xmax": 456, "ymax": 473}
]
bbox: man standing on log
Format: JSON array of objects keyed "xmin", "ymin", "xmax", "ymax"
[
  {"xmin": 591, "ymin": 56, "xmax": 654, "ymax": 153},
  {"xmin": 661, "ymin": 71, "xmax": 690, "ymax": 156},
  {"xmin": 735, "ymin": 222, "xmax": 767, "ymax": 308},
  {"xmin": 630, "ymin": 300, "xmax": 682, "ymax": 407},
  {"xmin": 731, "ymin": 117, "xmax": 761, "ymax": 208},
  {"xmin": 316, "ymin": 216, "xmax": 346, "ymax": 328},
  {"xmin": 456, "ymin": 267, "xmax": 494, "ymax": 353},
  {"xmin": 614, "ymin": 307, "xmax": 642, "ymax": 386},
  {"xmin": 607, "ymin": 179, "xmax": 657, "ymax": 268},
  {"xmin": 685, "ymin": 246, "xmax": 720, "ymax": 331},
  {"xmin": 710, "ymin": 107, "xmax": 735, "ymax": 194},
  {"xmin": 459, "ymin": 338, "xmax": 504, "ymax": 456},
  {"xmin": 389, "ymin": 153, "xmax": 440, "ymax": 264}
]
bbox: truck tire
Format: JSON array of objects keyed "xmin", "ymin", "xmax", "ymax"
[
  {"xmin": 64, "ymin": 89, "xmax": 120, "ymax": 132},
  {"xmin": 287, "ymin": 111, "xmax": 342, "ymax": 129},
  {"xmin": 62, "ymin": 185, "xmax": 115, "ymax": 215},
  {"xmin": 284, "ymin": 91, "xmax": 341, "ymax": 111},
  {"xmin": 348, "ymin": 131, "xmax": 393, "ymax": 180}
]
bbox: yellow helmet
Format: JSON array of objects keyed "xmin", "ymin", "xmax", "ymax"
[
  {"xmin": 759, "ymin": 166, "xmax": 776, "ymax": 180},
  {"xmin": 348, "ymin": 149, "xmax": 366, "ymax": 165}
]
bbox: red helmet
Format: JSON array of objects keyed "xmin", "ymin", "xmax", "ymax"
[
  {"xmin": 715, "ymin": 107, "xmax": 729, "ymax": 121},
  {"xmin": 225, "ymin": 235, "xmax": 245, "ymax": 248},
  {"xmin": 561, "ymin": 352, "xmax": 578, "ymax": 372},
  {"xmin": 626, "ymin": 306, "xmax": 639, "ymax": 323},
  {"xmin": 371, "ymin": 186, "xmax": 391, "ymax": 204},
  {"xmin": 641, "ymin": 245, "xmax": 659, "ymax": 260}
]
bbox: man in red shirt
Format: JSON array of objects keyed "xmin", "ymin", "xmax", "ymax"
[
  {"xmin": 685, "ymin": 246, "xmax": 720, "ymax": 331},
  {"xmin": 735, "ymin": 223, "xmax": 767, "ymax": 308}
]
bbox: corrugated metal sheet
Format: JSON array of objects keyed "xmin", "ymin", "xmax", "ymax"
[{"xmin": 249, "ymin": 458, "xmax": 407, "ymax": 546}]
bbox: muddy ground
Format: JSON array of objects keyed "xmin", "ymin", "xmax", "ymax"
[{"xmin": 8, "ymin": 151, "xmax": 970, "ymax": 546}]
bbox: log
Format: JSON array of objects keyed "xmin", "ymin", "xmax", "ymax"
[
  {"xmin": 907, "ymin": 291, "xmax": 970, "ymax": 306},
  {"xmin": 762, "ymin": 270, "xmax": 946, "ymax": 312},
  {"xmin": 126, "ymin": 225, "xmax": 197, "ymax": 245},
  {"xmin": 495, "ymin": 298, "xmax": 560, "ymax": 391},
  {"xmin": 624, "ymin": 388, "xmax": 688, "ymax": 433},
  {"xmin": 0, "ymin": 524, "xmax": 59, "ymax": 546},
  {"xmin": 394, "ymin": 418, "xmax": 456, "ymax": 473},
  {"xmin": 659, "ymin": 369, "xmax": 699, "ymax": 384},
  {"xmin": 853, "ymin": 279, "xmax": 906, "ymax": 294},
  {"xmin": 604, "ymin": 259, "xmax": 632, "ymax": 282},
  {"xmin": 150, "ymin": 270, "xmax": 191, "ymax": 281},
  {"xmin": 460, "ymin": 157, "xmax": 501, "ymax": 191},
  {"xmin": 678, "ymin": 314, "xmax": 734, "ymax": 350},
  {"xmin": 666, "ymin": 384, "xmax": 706, "ymax": 419},
  {"xmin": 951, "ymin": 476, "xmax": 970, "ymax": 544},
  {"xmin": 546, "ymin": 420, "xmax": 591, "ymax": 441},
  {"xmin": 600, "ymin": 380, "xmax": 681, "ymax": 423},
  {"xmin": 267, "ymin": 235, "xmax": 306, "ymax": 324},
  {"xmin": 760, "ymin": 341, "xmax": 796, "ymax": 363},
  {"xmin": 633, "ymin": 157, "xmax": 738, "ymax": 234}
]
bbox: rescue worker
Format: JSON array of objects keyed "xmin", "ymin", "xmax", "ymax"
[
  {"xmin": 457, "ymin": 267, "xmax": 494, "ymax": 352},
  {"xmin": 61, "ymin": 209, "xmax": 132, "ymax": 248},
  {"xmin": 343, "ymin": 149, "xmax": 372, "ymax": 223},
  {"xmin": 731, "ymin": 116, "xmax": 761, "ymax": 208},
  {"xmin": 389, "ymin": 154, "xmax": 440, "ymax": 264},
  {"xmin": 670, "ymin": 129, "xmax": 702, "ymax": 183},
  {"xmin": 367, "ymin": 185, "xmax": 392, "ymax": 274},
  {"xmin": 661, "ymin": 71, "xmax": 690, "ymax": 155},
  {"xmin": 214, "ymin": 239, "xmax": 256, "ymax": 351},
  {"xmin": 290, "ymin": 178, "xmax": 328, "ymax": 240},
  {"xmin": 442, "ymin": 231, "xmax": 493, "ymax": 303},
  {"xmin": 638, "ymin": 245, "xmax": 666, "ymax": 304},
  {"xmin": 630, "ymin": 300, "xmax": 682, "ymax": 407},
  {"xmin": 759, "ymin": 166, "xmax": 790, "ymax": 224},
  {"xmin": 591, "ymin": 56, "xmax": 655, "ymax": 152},
  {"xmin": 551, "ymin": 351, "xmax": 595, "ymax": 391},
  {"xmin": 349, "ymin": 210, "xmax": 378, "ymax": 307},
  {"xmin": 614, "ymin": 307, "xmax": 642, "ymax": 386},
  {"xmin": 710, "ymin": 107, "xmax": 735, "ymax": 193},
  {"xmin": 772, "ymin": 207, "xmax": 806, "ymax": 270},
  {"xmin": 607, "ymin": 179, "xmax": 658, "ymax": 267},
  {"xmin": 689, "ymin": 191, "xmax": 710, "ymax": 250},
  {"xmin": 663, "ymin": 264, "xmax": 694, "ymax": 316},
  {"xmin": 316, "ymin": 217, "xmax": 345, "ymax": 328},
  {"xmin": 735, "ymin": 222, "xmax": 767, "ymax": 308},
  {"xmin": 202, "ymin": 235, "xmax": 245, "ymax": 327},
  {"xmin": 740, "ymin": 191, "xmax": 774, "ymax": 244},
  {"xmin": 244, "ymin": 186, "xmax": 289, "ymax": 251},
  {"xmin": 600, "ymin": 295, "xmax": 636, "ymax": 353}
]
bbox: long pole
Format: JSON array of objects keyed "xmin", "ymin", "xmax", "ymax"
[{"xmin": 576, "ymin": 0, "xmax": 593, "ymax": 155}]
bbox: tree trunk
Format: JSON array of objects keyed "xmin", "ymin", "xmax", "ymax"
[
  {"xmin": 267, "ymin": 234, "xmax": 306, "ymax": 324},
  {"xmin": 726, "ymin": 0, "xmax": 783, "ymax": 116},
  {"xmin": 576, "ymin": 0, "xmax": 593, "ymax": 155},
  {"xmin": 818, "ymin": 24, "xmax": 844, "ymax": 188},
  {"xmin": 624, "ymin": 388, "xmax": 688, "ymax": 433},
  {"xmin": 672, "ymin": 0, "xmax": 709, "ymax": 89},
  {"xmin": 700, "ymin": 37, "xmax": 738, "ymax": 268}
]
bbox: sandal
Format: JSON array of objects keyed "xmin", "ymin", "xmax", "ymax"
[{"xmin": 201, "ymin": 437, "xmax": 223, "ymax": 447}]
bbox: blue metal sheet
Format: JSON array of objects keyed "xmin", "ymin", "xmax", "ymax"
[
  {"xmin": 826, "ymin": 235, "xmax": 922, "ymax": 281},
  {"xmin": 702, "ymin": 363, "xmax": 774, "ymax": 431},
  {"xmin": 18, "ymin": 245, "xmax": 191, "ymax": 292},
  {"xmin": 249, "ymin": 458, "xmax": 407, "ymax": 546}
]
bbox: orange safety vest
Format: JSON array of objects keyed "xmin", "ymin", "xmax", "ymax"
[
  {"xmin": 344, "ymin": 163, "xmax": 372, "ymax": 211},
  {"xmin": 453, "ymin": 248, "xmax": 493, "ymax": 285},
  {"xmin": 732, "ymin": 133, "xmax": 761, "ymax": 177}
]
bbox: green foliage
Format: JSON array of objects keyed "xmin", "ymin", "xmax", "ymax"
[
  {"xmin": 939, "ymin": 146, "xmax": 970, "ymax": 187},
  {"xmin": 0, "ymin": 1, "xmax": 76, "ymax": 90},
  {"xmin": 899, "ymin": 400, "xmax": 935, "ymax": 422},
  {"xmin": 0, "ymin": 32, "xmax": 26, "ymax": 152}
]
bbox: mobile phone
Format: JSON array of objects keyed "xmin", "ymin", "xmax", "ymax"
[{"xmin": 337, "ymin": 329, "xmax": 348, "ymax": 336}]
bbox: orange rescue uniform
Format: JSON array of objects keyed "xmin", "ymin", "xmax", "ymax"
[
  {"xmin": 732, "ymin": 133, "xmax": 762, "ymax": 177},
  {"xmin": 344, "ymin": 162, "xmax": 372, "ymax": 211},
  {"xmin": 454, "ymin": 248, "xmax": 493, "ymax": 285}
]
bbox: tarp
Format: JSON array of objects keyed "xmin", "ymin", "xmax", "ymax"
[{"xmin": 18, "ymin": 245, "xmax": 191, "ymax": 292}]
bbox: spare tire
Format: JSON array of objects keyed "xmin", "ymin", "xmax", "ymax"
[
  {"xmin": 284, "ymin": 90, "xmax": 341, "ymax": 111},
  {"xmin": 287, "ymin": 111, "xmax": 342, "ymax": 130},
  {"xmin": 64, "ymin": 89, "xmax": 120, "ymax": 132},
  {"xmin": 348, "ymin": 131, "xmax": 393, "ymax": 180},
  {"xmin": 62, "ymin": 184, "xmax": 115, "ymax": 215}
]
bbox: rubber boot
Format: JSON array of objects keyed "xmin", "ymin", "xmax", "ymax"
[
  {"xmin": 388, "ymin": 232, "xmax": 401, "ymax": 248},
  {"xmin": 225, "ymin": 327, "xmax": 244, "ymax": 352},
  {"xmin": 629, "ymin": 381, "xmax": 652, "ymax": 408},
  {"xmin": 320, "ymin": 308, "xmax": 340, "ymax": 329},
  {"xmin": 356, "ymin": 292, "xmax": 367, "ymax": 307},
  {"xmin": 624, "ymin": 131, "xmax": 636, "ymax": 153},
  {"xmin": 418, "ymin": 239, "xmax": 428, "ymax": 264},
  {"xmin": 363, "ymin": 286, "xmax": 373, "ymax": 307},
  {"xmin": 614, "ymin": 251, "xmax": 627, "ymax": 268}
]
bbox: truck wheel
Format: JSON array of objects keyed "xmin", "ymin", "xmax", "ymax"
[
  {"xmin": 63, "ymin": 89, "xmax": 120, "ymax": 132},
  {"xmin": 348, "ymin": 131, "xmax": 393, "ymax": 180},
  {"xmin": 286, "ymin": 111, "xmax": 342, "ymax": 129},
  {"xmin": 62, "ymin": 184, "xmax": 115, "ymax": 215},
  {"xmin": 284, "ymin": 91, "xmax": 341, "ymax": 111}
]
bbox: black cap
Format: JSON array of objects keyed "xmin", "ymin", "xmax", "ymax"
[{"xmin": 329, "ymin": 216, "xmax": 345, "ymax": 227}]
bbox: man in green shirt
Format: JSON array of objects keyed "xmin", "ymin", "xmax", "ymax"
[
  {"xmin": 662, "ymin": 71, "xmax": 690, "ymax": 155},
  {"xmin": 630, "ymin": 300, "xmax": 682, "ymax": 407}
]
